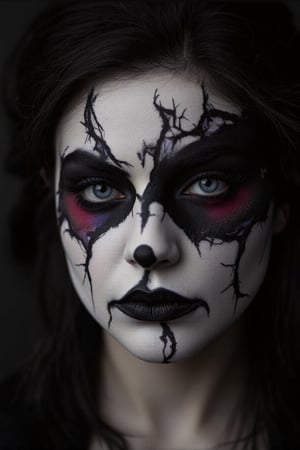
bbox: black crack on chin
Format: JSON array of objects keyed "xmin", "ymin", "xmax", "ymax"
[{"xmin": 160, "ymin": 322, "xmax": 177, "ymax": 363}]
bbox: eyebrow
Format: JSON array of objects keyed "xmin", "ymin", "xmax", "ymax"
[
  {"xmin": 60, "ymin": 117, "xmax": 264, "ymax": 181},
  {"xmin": 60, "ymin": 149, "xmax": 131, "ymax": 180},
  {"xmin": 171, "ymin": 117, "xmax": 264, "ymax": 165}
]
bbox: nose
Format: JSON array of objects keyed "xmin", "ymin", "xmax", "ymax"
[
  {"xmin": 128, "ymin": 241, "xmax": 179, "ymax": 269},
  {"xmin": 133, "ymin": 245, "xmax": 157, "ymax": 268},
  {"xmin": 125, "ymin": 208, "xmax": 180, "ymax": 270}
]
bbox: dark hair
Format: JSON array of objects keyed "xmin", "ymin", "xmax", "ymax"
[{"xmin": 3, "ymin": 1, "xmax": 300, "ymax": 449}]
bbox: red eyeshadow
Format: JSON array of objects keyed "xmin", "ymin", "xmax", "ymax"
[
  {"xmin": 63, "ymin": 193, "xmax": 95, "ymax": 233},
  {"xmin": 205, "ymin": 183, "xmax": 253, "ymax": 219}
]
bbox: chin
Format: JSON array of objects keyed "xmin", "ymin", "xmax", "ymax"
[{"xmin": 108, "ymin": 322, "xmax": 212, "ymax": 365}]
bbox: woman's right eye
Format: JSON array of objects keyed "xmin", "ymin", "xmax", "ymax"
[{"xmin": 81, "ymin": 182, "xmax": 125, "ymax": 203}]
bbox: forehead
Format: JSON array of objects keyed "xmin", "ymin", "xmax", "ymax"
[{"xmin": 55, "ymin": 71, "xmax": 241, "ymax": 162}]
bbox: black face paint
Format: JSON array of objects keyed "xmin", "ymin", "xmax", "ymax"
[
  {"xmin": 160, "ymin": 323, "xmax": 177, "ymax": 363},
  {"xmin": 81, "ymin": 87, "xmax": 132, "ymax": 168},
  {"xmin": 138, "ymin": 84, "xmax": 260, "ymax": 229},
  {"xmin": 132, "ymin": 84, "xmax": 271, "ymax": 310},
  {"xmin": 58, "ymin": 83, "xmax": 272, "ymax": 327},
  {"xmin": 58, "ymin": 89, "xmax": 135, "ymax": 308}
]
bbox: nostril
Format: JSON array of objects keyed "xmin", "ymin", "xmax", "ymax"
[
  {"xmin": 160, "ymin": 259, "xmax": 169, "ymax": 265},
  {"xmin": 133, "ymin": 245, "xmax": 157, "ymax": 268},
  {"xmin": 127, "ymin": 259, "xmax": 136, "ymax": 266}
]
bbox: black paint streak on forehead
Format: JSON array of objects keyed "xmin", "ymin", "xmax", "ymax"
[
  {"xmin": 138, "ymin": 83, "xmax": 241, "ymax": 230},
  {"xmin": 81, "ymin": 87, "xmax": 132, "ymax": 168},
  {"xmin": 160, "ymin": 323, "xmax": 177, "ymax": 363}
]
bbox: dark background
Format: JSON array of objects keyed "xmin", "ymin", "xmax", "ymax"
[{"xmin": 0, "ymin": 1, "xmax": 300, "ymax": 380}]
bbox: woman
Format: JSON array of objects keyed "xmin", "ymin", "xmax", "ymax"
[{"xmin": 2, "ymin": 0, "xmax": 300, "ymax": 449}]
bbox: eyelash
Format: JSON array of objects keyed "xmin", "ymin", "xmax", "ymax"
[
  {"xmin": 73, "ymin": 177, "xmax": 126, "ymax": 210},
  {"xmin": 181, "ymin": 171, "xmax": 246, "ymax": 200},
  {"xmin": 70, "ymin": 171, "xmax": 247, "ymax": 210}
]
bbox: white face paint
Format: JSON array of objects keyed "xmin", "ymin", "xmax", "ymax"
[{"xmin": 55, "ymin": 71, "xmax": 274, "ymax": 363}]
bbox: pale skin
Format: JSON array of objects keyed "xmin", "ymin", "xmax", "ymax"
[
  {"xmin": 55, "ymin": 70, "xmax": 287, "ymax": 449},
  {"xmin": 94, "ymin": 321, "xmax": 250, "ymax": 450}
]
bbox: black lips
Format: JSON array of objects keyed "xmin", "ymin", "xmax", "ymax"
[{"xmin": 107, "ymin": 288, "xmax": 210, "ymax": 322}]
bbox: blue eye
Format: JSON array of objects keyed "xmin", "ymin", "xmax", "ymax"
[
  {"xmin": 81, "ymin": 183, "xmax": 125, "ymax": 203},
  {"xmin": 184, "ymin": 178, "xmax": 229, "ymax": 197}
]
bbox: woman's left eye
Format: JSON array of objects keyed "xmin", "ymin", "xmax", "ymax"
[
  {"xmin": 81, "ymin": 183, "xmax": 125, "ymax": 203},
  {"xmin": 183, "ymin": 177, "xmax": 229, "ymax": 197}
]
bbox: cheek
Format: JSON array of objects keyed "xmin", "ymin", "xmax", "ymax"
[
  {"xmin": 62, "ymin": 193, "xmax": 110, "ymax": 245},
  {"xmin": 238, "ymin": 207, "xmax": 274, "ymax": 291},
  {"xmin": 204, "ymin": 183, "xmax": 255, "ymax": 220}
]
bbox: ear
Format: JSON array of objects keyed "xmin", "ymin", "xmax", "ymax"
[{"xmin": 273, "ymin": 203, "xmax": 289, "ymax": 234}]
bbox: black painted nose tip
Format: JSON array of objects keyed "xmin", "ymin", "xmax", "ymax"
[{"xmin": 133, "ymin": 245, "xmax": 157, "ymax": 268}]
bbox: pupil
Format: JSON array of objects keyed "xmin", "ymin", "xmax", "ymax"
[
  {"xmin": 200, "ymin": 179, "xmax": 218, "ymax": 193},
  {"xmin": 94, "ymin": 184, "xmax": 111, "ymax": 198}
]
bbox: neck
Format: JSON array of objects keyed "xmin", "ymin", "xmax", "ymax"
[{"xmin": 97, "ymin": 321, "xmax": 253, "ymax": 450}]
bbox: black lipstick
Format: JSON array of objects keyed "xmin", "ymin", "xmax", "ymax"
[{"xmin": 107, "ymin": 289, "xmax": 210, "ymax": 324}]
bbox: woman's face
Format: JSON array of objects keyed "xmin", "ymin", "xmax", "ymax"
[{"xmin": 55, "ymin": 71, "xmax": 274, "ymax": 363}]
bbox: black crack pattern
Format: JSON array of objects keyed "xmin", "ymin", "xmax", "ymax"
[
  {"xmin": 137, "ymin": 84, "xmax": 241, "ymax": 230},
  {"xmin": 160, "ymin": 322, "xmax": 177, "ymax": 363},
  {"xmin": 133, "ymin": 83, "xmax": 269, "ymax": 311},
  {"xmin": 81, "ymin": 88, "xmax": 131, "ymax": 168},
  {"xmin": 205, "ymin": 215, "xmax": 269, "ymax": 311},
  {"xmin": 58, "ymin": 89, "xmax": 134, "ymax": 310}
]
